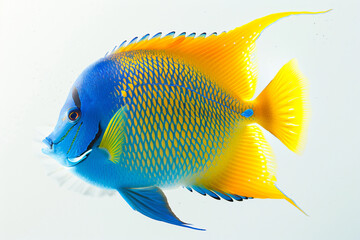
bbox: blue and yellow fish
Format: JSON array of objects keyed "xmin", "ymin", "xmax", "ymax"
[{"xmin": 42, "ymin": 11, "xmax": 326, "ymax": 230}]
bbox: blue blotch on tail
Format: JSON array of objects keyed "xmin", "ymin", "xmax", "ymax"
[{"xmin": 241, "ymin": 109, "xmax": 254, "ymax": 118}]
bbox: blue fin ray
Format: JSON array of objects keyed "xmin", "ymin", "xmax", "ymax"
[
  {"xmin": 151, "ymin": 32, "xmax": 162, "ymax": 39},
  {"xmin": 186, "ymin": 186, "xmax": 252, "ymax": 202},
  {"xmin": 178, "ymin": 32, "xmax": 186, "ymax": 37},
  {"xmin": 119, "ymin": 40, "xmax": 127, "ymax": 48},
  {"xmin": 110, "ymin": 31, "xmax": 219, "ymax": 56},
  {"xmin": 192, "ymin": 186, "xmax": 206, "ymax": 195},
  {"xmin": 128, "ymin": 36, "xmax": 138, "ymax": 45},
  {"xmin": 198, "ymin": 32, "xmax": 206, "ymax": 38},
  {"xmin": 201, "ymin": 188, "xmax": 220, "ymax": 200},
  {"xmin": 165, "ymin": 31, "xmax": 175, "ymax": 38},
  {"xmin": 228, "ymin": 194, "xmax": 248, "ymax": 201},
  {"xmin": 213, "ymin": 191, "xmax": 233, "ymax": 202},
  {"xmin": 139, "ymin": 33, "xmax": 150, "ymax": 42}
]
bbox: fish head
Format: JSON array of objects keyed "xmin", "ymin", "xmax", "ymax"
[{"xmin": 42, "ymin": 84, "xmax": 103, "ymax": 167}]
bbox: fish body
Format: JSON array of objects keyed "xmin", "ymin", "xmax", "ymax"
[
  {"xmin": 71, "ymin": 50, "xmax": 254, "ymax": 189},
  {"xmin": 43, "ymin": 11, "xmax": 328, "ymax": 230}
]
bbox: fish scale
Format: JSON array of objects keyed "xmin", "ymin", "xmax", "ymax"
[{"xmin": 108, "ymin": 50, "xmax": 250, "ymax": 186}]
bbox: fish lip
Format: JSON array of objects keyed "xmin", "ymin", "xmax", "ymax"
[
  {"xmin": 41, "ymin": 141, "xmax": 54, "ymax": 155},
  {"xmin": 66, "ymin": 149, "xmax": 93, "ymax": 167},
  {"xmin": 42, "ymin": 137, "xmax": 53, "ymax": 149},
  {"xmin": 41, "ymin": 147, "xmax": 53, "ymax": 155}
]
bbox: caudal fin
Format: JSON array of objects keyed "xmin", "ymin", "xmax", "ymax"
[{"xmin": 254, "ymin": 59, "xmax": 309, "ymax": 153}]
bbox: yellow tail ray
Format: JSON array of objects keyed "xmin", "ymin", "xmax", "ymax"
[{"xmin": 254, "ymin": 59, "xmax": 309, "ymax": 153}]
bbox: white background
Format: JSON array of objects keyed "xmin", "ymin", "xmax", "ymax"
[{"xmin": 1, "ymin": 0, "xmax": 359, "ymax": 239}]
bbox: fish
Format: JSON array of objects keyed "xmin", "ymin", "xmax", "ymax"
[{"xmin": 42, "ymin": 11, "xmax": 328, "ymax": 230}]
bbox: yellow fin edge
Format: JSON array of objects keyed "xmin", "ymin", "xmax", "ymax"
[{"xmin": 275, "ymin": 185, "xmax": 308, "ymax": 216}]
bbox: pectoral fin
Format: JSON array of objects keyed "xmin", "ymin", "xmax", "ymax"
[
  {"xmin": 118, "ymin": 186, "xmax": 204, "ymax": 230},
  {"xmin": 99, "ymin": 107, "xmax": 126, "ymax": 163}
]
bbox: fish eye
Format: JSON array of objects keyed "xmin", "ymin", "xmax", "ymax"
[{"xmin": 68, "ymin": 109, "xmax": 81, "ymax": 122}]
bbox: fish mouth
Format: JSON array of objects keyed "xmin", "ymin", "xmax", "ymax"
[
  {"xmin": 67, "ymin": 149, "xmax": 93, "ymax": 166},
  {"xmin": 41, "ymin": 143, "xmax": 93, "ymax": 167},
  {"xmin": 65, "ymin": 123, "xmax": 102, "ymax": 167},
  {"xmin": 66, "ymin": 123, "xmax": 102, "ymax": 167}
]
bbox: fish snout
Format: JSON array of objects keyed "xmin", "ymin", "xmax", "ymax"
[
  {"xmin": 43, "ymin": 137, "xmax": 53, "ymax": 149},
  {"xmin": 42, "ymin": 137, "xmax": 54, "ymax": 155}
]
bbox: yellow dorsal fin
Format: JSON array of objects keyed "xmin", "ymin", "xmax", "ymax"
[{"xmin": 112, "ymin": 10, "xmax": 330, "ymax": 100}]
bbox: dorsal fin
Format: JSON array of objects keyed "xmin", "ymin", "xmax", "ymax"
[{"xmin": 111, "ymin": 11, "xmax": 329, "ymax": 100}]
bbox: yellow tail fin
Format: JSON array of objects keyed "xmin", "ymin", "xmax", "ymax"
[{"xmin": 254, "ymin": 59, "xmax": 309, "ymax": 153}]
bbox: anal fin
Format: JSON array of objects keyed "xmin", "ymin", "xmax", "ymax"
[{"xmin": 195, "ymin": 125, "xmax": 305, "ymax": 213}]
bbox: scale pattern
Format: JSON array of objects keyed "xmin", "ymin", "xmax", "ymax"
[{"xmin": 107, "ymin": 50, "xmax": 254, "ymax": 186}]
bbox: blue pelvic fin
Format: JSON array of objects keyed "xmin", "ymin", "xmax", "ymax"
[
  {"xmin": 118, "ymin": 187, "xmax": 205, "ymax": 231},
  {"xmin": 186, "ymin": 186, "xmax": 252, "ymax": 202}
]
